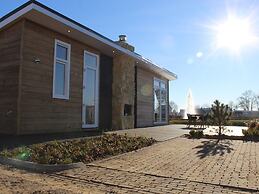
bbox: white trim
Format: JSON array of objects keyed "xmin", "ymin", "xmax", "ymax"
[
  {"xmin": 153, "ymin": 77, "xmax": 168, "ymax": 124},
  {"xmin": 0, "ymin": 2, "xmax": 177, "ymax": 81},
  {"xmin": 52, "ymin": 39, "xmax": 71, "ymax": 100},
  {"xmin": 0, "ymin": 4, "xmax": 33, "ymax": 29},
  {"xmin": 82, "ymin": 50, "xmax": 99, "ymax": 128}
]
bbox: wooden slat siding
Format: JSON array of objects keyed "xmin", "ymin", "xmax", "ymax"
[
  {"xmin": 167, "ymin": 80, "xmax": 170, "ymax": 125},
  {"xmin": 0, "ymin": 21, "xmax": 23, "ymax": 134},
  {"xmin": 136, "ymin": 67, "xmax": 169, "ymax": 127},
  {"xmin": 99, "ymin": 54, "xmax": 113, "ymax": 131},
  {"xmin": 19, "ymin": 20, "xmax": 101, "ymax": 134},
  {"xmin": 134, "ymin": 65, "xmax": 137, "ymax": 128},
  {"xmin": 136, "ymin": 67, "xmax": 153, "ymax": 127}
]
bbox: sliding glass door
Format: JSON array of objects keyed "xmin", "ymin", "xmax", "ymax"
[
  {"xmin": 82, "ymin": 51, "xmax": 99, "ymax": 128},
  {"xmin": 154, "ymin": 78, "xmax": 168, "ymax": 124}
]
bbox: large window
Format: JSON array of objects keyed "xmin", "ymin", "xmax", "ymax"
[
  {"xmin": 82, "ymin": 51, "xmax": 99, "ymax": 128},
  {"xmin": 53, "ymin": 40, "xmax": 71, "ymax": 99},
  {"xmin": 154, "ymin": 78, "xmax": 168, "ymax": 123}
]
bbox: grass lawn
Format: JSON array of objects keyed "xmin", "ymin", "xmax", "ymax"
[
  {"xmin": 170, "ymin": 119, "xmax": 249, "ymax": 126},
  {"xmin": 0, "ymin": 134, "xmax": 156, "ymax": 165}
]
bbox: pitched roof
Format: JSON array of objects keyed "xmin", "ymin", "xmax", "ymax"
[{"xmin": 0, "ymin": 0, "xmax": 177, "ymax": 80}]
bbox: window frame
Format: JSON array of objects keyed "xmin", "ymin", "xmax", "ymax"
[
  {"xmin": 82, "ymin": 50, "xmax": 100, "ymax": 128},
  {"xmin": 52, "ymin": 39, "xmax": 71, "ymax": 100},
  {"xmin": 153, "ymin": 77, "xmax": 168, "ymax": 124}
]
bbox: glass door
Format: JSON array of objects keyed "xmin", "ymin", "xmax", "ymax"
[
  {"xmin": 82, "ymin": 51, "xmax": 99, "ymax": 128},
  {"xmin": 154, "ymin": 78, "xmax": 168, "ymax": 124}
]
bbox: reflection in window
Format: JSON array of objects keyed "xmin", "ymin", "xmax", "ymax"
[
  {"xmin": 56, "ymin": 45, "xmax": 68, "ymax": 60},
  {"xmin": 54, "ymin": 62, "xmax": 65, "ymax": 95},
  {"xmin": 85, "ymin": 68, "xmax": 96, "ymax": 124},
  {"xmin": 154, "ymin": 79, "xmax": 167, "ymax": 123},
  {"xmin": 82, "ymin": 52, "xmax": 98, "ymax": 127},
  {"xmin": 154, "ymin": 80, "xmax": 160, "ymax": 122},
  {"xmin": 53, "ymin": 40, "xmax": 70, "ymax": 99}
]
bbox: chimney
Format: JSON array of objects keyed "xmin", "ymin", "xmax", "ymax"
[{"xmin": 115, "ymin": 35, "xmax": 135, "ymax": 52}]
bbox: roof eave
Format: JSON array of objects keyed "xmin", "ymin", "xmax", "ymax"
[{"xmin": 0, "ymin": 0, "xmax": 177, "ymax": 81}]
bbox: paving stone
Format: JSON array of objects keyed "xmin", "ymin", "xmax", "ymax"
[{"xmin": 1, "ymin": 137, "xmax": 259, "ymax": 193}]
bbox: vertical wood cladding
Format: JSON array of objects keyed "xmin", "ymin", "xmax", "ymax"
[
  {"xmin": 99, "ymin": 54, "xmax": 113, "ymax": 131},
  {"xmin": 134, "ymin": 65, "xmax": 138, "ymax": 128},
  {"xmin": 136, "ymin": 67, "xmax": 154, "ymax": 127},
  {"xmin": 0, "ymin": 21, "xmax": 23, "ymax": 134},
  {"xmin": 136, "ymin": 67, "xmax": 169, "ymax": 127}
]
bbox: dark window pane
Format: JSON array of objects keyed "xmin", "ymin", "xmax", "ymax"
[
  {"xmin": 86, "ymin": 106, "xmax": 95, "ymax": 124},
  {"xmin": 161, "ymin": 105, "xmax": 167, "ymax": 121}
]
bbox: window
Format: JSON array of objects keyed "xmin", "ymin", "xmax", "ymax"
[
  {"xmin": 124, "ymin": 104, "xmax": 132, "ymax": 116},
  {"xmin": 53, "ymin": 40, "xmax": 71, "ymax": 99},
  {"xmin": 154, "ymin": 78, "xmax": 168, "ymax": 123},
  {"xmin": 82, "ymin": 51, "xmax": 99, "ymax": 127}
]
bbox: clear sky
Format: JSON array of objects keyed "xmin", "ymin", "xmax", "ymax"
[{"xmin": 1, "ymin": 0, "xmax": 259, "ymax": 109}]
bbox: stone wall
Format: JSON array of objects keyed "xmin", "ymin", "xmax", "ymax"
[{"xmin": 112, "ymin": 54, "xmax": 135, "ymax": 130}]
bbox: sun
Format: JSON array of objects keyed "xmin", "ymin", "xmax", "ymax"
[{"xmin": 215, "ymin": 15, "xmax": 257, "ymax": 52}]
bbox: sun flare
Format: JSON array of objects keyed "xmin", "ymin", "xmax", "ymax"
[{"xmin": 215, "ymin": 15, "xmax": 257, "ymax": 52}]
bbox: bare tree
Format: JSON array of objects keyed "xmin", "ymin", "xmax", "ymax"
[
  {"xmin": 228, "ymin": 101, "xmax": 234, "ymax": 109},
  {"xmin": 228, "ymin": 101, "xmax": 238, "ymax": 110},
  {"xmin": 256, "ymin": 95, "xmax": 259, "ymax": 111},
  {"xmin": 201, "ymin": 104, "xmax": 210, "ymax": 108},
  {"xmin": 237, "ymin": 90, "xmax": 257, "ymax": 111},
  {"xmin": 169, "ymin": 101, "xmax": 178, "ymax": 115}
]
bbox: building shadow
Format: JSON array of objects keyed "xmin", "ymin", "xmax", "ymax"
[
  {"xmin": 0, "ymin": 130, "xmax": 102, "ymax": 151},
  {"xmin": 194, "ymin": 139, "xmax": 234, "ymax": 159}
]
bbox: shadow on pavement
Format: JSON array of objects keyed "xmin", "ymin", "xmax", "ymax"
[{"xmin": 194, "ymin": 139, "xmax": 234, "ymax": 159}]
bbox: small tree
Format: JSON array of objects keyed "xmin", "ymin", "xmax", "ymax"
[{"xmin": 210, "ymin": 100, "xmax": 232, "ymax": 137}]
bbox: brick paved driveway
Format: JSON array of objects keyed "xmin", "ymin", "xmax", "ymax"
[
  {"xmin": 1, "ymin": 137, "xmax": 259, "ymax": 193},
  {"xmin": 56, "ymin": 137, "xmax": 259, "ymax": 193},
  {"xmin": 107, "ymin": 124, "xmax": 190, "ymax": 141}
]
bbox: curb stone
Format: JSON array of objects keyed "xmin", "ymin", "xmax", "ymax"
[{"xmin": 0, "ymin": 156, "xmax": 84, "ymax": 173}]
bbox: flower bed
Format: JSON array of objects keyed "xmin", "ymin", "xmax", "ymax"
[{"xmin": 0, "ymin": 134, "xmax": 156, "ymax": 165}]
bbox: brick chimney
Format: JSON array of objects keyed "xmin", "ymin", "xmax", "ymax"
[{"xmin": 115, "ymin": 35, "xmax": 135, "ymax": 52}]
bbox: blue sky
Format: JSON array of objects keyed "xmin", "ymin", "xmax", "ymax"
[{"xmin": 1, "ymin": 0, "xmax": 259, "ymax": 109}]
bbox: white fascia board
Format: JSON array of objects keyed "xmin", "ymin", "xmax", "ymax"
[{"xmin": 0, "ymin": 4, "xmax": 33, "ymax": 29}]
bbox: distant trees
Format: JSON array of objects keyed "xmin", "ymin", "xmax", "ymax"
[
  {"xmin": 237, "ymin": 90, "xmax": 258, "ymax": 111},
  {"xmin": 228, "ymin": 101, "xmax": 236, "ymax": 110},
  {"xmin": 256, "ymin": 95, "xmax": 259, "ymax": 111}
]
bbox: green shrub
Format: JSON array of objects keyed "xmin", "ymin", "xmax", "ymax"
[
  {"xmin": 243, "ymin": 121, "xmax": 259, "ymax": 138},
  {"xmin": 169, "ymin": 119, "xmax": 189, "ymax": 125},
  {"xmin": 248, "ymin": 121, "xmax": 257, "ymax": 128},
  {"xmin": 227, "ymin": 120, "xmax": 247, "ymax": 126},
  {"xmin": 0, "ymin": 134, "xmax": 156, "ymax": 165},
  {"xmin": 189, "ymin": 130, "xmax": 204, "ymax": 139}
]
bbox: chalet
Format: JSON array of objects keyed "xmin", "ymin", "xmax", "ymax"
[{"xmin": 0, "ymin": 1, "xmax": 177, "ymax": 135}]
